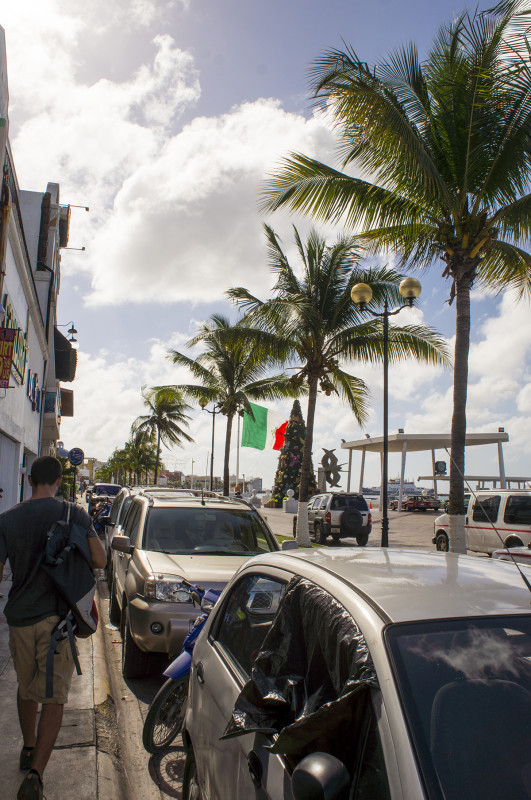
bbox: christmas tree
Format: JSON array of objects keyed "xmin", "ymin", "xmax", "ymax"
[{"xmin": 271, "ymin": 399, "xmax": 317, "ymax": 505}]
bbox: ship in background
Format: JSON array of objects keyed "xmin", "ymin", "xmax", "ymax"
[{"xmin": 363, "ymin": 478, "xmax": 421, "ymax": 496}]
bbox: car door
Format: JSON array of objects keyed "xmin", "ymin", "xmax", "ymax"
[
  {"xmin": 113, "ymin": 501, "xmax": 142, "ymax": 600},
  {"xmin": 469, "ymin": 494, "xmax": 501, "ymax": 552},
  {"xmin": 190, "ymin": 570, "xmax": 290, "ymax": 800},
  {"xmin": 502, "ymin": 494, "xmax": 531, "ymax": 546}
]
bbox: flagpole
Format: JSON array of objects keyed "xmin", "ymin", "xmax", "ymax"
[{"xmin": 236, "ymin": 412, "xmax": 240, "ymax": 488}]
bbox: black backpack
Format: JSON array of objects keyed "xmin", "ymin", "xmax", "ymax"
[{"xmin": 42, "ymin": 501, "xmax": 98, "ymax": 697}]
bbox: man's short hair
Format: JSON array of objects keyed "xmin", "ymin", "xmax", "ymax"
[{"xmin": 30, "ymin": 456, "xmax": 62, "ymax": 486}]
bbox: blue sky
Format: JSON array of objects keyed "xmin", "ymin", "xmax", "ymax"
[{"xmin": 3, "ymin": 0, "xmax": 531, "ymax": 490}]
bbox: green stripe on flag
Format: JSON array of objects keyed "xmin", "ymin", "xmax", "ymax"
[{"xmin": 241, "ymin": 402, "xmax": 268, "ymax": 449}]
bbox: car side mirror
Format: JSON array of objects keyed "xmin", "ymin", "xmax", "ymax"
[
  {"xmin": 292, "ymin": 753, "xmax": 350, "ymax": 800},
  {"xmin": 282, "ymin": 540, "xmax": 299, "ymax": 550},
  {"xmin": 111, "ymin": 535, "xmax": 134, "ymax": 554}
]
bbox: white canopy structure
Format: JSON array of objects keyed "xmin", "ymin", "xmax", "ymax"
[{"xmin": 340, "ymin": 430, "xmax": 531, "ymax": 510}]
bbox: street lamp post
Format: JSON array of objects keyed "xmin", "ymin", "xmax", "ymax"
[
  {"xmin": 351, "ymin": 278, "xmax": 422, "ymax": 547},
  {"xmin": 200, "ymin": 401, "xmax": 220, "ymax": 491}
]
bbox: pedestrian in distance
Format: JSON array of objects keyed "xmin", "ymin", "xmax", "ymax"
[{"xmin": 0, "ymin": 456, "xmax": 106, "ymax": 800}]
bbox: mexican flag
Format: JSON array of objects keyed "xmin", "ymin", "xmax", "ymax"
[{"xmin": 241, "ymin": 403, "xmax": 288, "ymax": 450}]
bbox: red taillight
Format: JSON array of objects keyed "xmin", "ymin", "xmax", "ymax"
[
  {"xmin": 325, "ymin": 511, "xmax": 331, "ymax": 524},
  {"xmin": 368, "ymin": 512, "xmax": 372, "ymax": 524}
]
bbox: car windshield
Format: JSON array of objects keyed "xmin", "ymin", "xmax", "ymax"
[
  {"xmin": 143, "ymin": 508, "xmax": 278, "ymax": 555},
  {"xmin": 386, "ymin": 616, "xmax": 531, "ymax": 800},
  {"xmin": 94, "ymin": 484, "xmax": 121, "ymax": 496}
]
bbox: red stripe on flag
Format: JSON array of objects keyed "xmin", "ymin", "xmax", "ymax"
[{"xmin": 273, "ymin": 421, "xmax": 288, "ymax": 450}]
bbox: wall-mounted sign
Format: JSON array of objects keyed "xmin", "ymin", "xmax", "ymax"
[
  {"xmin": 0, "ymin": 327, "xmax": 16, "ymax": 388},
  {"xmin": 26, "ymin": 369, "xmax": 41, "ymax": 412},
  {"xmin": 2, "ymin": 295, "xmax": 28, "ymax": 383}
]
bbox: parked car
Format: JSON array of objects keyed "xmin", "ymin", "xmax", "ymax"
[
  {"xmin": 109, "ymin": 492, "xmax": 281, "ymax": 678},
  {"xmin": 433, "ymin": 489, "xmax": 531, "ymax": 553},
  {"xmin": 182, "ymin": 548, "xmax": 531, "ymax": 800},
  {"xmin": 292, "ymin": 492, "xmax": 372, "ymax": 546},
  {"xmin": 389, "ymin": 494, "xmax": 430, "ymax": 512},
  {"xmin": 87, "ymin": 482, "xmax": 122, "ymax": 515}
]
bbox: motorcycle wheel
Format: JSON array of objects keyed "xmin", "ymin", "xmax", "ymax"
[{"xmin": 142, "ymin": 675, "xmax": 189, "ymax": 754}]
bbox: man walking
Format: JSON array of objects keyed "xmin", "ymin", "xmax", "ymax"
[{"xmin": 0, "ymin": 456, "xmax": 106, "ymax": 800}]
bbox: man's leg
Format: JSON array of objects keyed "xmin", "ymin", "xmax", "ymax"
[
  {"xmin": 31, "ymin": 703, "xmax": 64, "ymax": 778},
  {"xmin": 17, "ymin": 691, "xmax": 38, "ymax": 748}
]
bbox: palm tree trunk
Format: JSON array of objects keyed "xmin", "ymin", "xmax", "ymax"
[
  {"xmin": 296, "ymin": 377, "xmax": 318, "ymax": 547},
  {"xmin": 154, "ymin": 430, "xmax": 161, "ymax": 485},
  {"xmin": 223, "ymin": 413, "xmax": 234, "ymax": 496},
  {"xmin": 449, "ymin": 273, "xmax": 471, "ymax": 553}
]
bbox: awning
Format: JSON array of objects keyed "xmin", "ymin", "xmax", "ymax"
[
  {"xmin": 54, "ymin": 327, "xmax": 77, "ymax": 382},
  {"xmin": 60, "ymin": 388, "xmax": 74, "ymax": 417}
]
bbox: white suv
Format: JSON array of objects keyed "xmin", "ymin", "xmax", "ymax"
[{"xmin": 433, "ymin": 489, "xmax": 531, "ymax": 553}]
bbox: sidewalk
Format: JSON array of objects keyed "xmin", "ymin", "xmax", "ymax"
[{"xmin": 0, "ymin": 567, "xmax": 105, "ymax": 800}]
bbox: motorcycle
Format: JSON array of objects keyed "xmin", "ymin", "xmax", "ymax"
[
  {"xmin": 142, "ymin": 580, "xmax": 221, "ymax": 754},
  {"xmin": 91, "ymin": 499, "xmax": 112, "ymax": 533}
]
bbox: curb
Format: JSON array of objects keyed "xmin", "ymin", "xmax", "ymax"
[{"xmin": 93, "ymin": 577, "xmax": 126, "ymax": 800}]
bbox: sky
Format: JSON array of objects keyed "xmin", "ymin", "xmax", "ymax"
[{"xmin": 3, "ymin": 0, "xmax": 531, "ymax": 492}]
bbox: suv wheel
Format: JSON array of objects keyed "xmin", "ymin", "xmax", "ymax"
[
  {"xmin": 292, "ymin": 516, "xmax": 297, "ymax": 538},
  {"xmin": 315, "ymin": 523, "xmax": 328, "ymax": 545},
  {"xmin": 435, "ymin": 531, "xmax": 449, "ymax": 551},
  {"xmin": 356, "ymin": 532, "xmax": 369, "ymax": 547},
  {"xmin": 121, "ymin": 607, "xmax": 151, "ymax": 679},
  {"xmin": 340, "ymin": 508, "xmax": 363, "ymax": 538}
]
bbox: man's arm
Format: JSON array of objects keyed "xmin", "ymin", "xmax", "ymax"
[{"xmin": 88, "ymin": 536, "xmax": 107, "ymax": 569}]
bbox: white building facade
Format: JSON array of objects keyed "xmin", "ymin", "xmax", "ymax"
[{"xmin": 0, "ymin": 27, "xmax": 75, "ymax": 512}]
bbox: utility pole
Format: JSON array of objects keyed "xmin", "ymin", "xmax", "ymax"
[{"xmin": 191, "ymin": 459, "xmax": 195, "ymax": 490}]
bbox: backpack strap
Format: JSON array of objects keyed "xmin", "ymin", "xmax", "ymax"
[{"xmin": 45, "ymin": 615, "xmax": 82, "ymax": 699}]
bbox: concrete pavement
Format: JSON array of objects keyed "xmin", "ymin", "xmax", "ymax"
[{"xmin": 0, "ymin": 567, "xmax": 118, "ymax": 800}]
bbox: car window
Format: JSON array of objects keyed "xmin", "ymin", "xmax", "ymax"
[
  {"xmin": 142, "ymin": 508, "xmax": 278, "ymax": 554},
  {"xmin": 123, "ymin": 501, "xmax": 142, "ymax": 543},
  {"xmin": 504, "ymin": 495, "xmax": 531, "ymax": 525},
  {"xmin": 318, "ymin": 496, "xmax": 329, "ymax": 509},
  {"xmin": 119, "ymin": 496, "xmax": 134, "ymax": 524},
  {"xmin": 212, "ymin": 572, "xmax": 287, "ymax": 677},
  {"xmin": 110, "ymin": 494, "xmax": 123, "ymax": 523},
  {"xmin": 306, "ymin": 498, "xmax": 317, "ymax": 510},
  {"xmin": 331, "ymin": 495, "xmax": 367, "ymax": 511},
  {"xmin": 352, "ymin": 706, "xmax": 391, "ymax": 800},
  {"xmin": 386, "ymin": 616, "xmax": 531, "ymax": 800},
  {"xmin": 472, "ymin": 494, "xmax": 500, "ymax": 523}
]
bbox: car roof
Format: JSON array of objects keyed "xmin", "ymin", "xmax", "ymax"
[
  {"xmin": 243, "ymin": 548, "xmax": 531, "ymax": 624},
  {"xmin": 136, "ymin": 494, "xmax": 259, "ymax": 511}
]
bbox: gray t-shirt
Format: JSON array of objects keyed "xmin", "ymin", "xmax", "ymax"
[{"xmin": 0, "ymin": 497, "xmax": 96, "ymax": 627}]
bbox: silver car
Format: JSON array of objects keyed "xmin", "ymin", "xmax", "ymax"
[
  {"xmin": 182, "ymin": 549, "xmax": 531, "ymax": 800},
  {"xmin": 109, "ymin": 492, "xmax": 281, "ymax": 678}
]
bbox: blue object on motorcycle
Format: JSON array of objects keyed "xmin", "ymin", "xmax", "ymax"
[{"xmin": 163, "ymin": 649, "xmax": 193, "ymax": 680}]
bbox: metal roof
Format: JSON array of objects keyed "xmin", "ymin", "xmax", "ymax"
[{"xmin": 340, "ymin": 431, "xmax": 509, "ymax": 454}]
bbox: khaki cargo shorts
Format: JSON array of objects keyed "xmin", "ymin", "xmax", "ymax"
[{"xmin": 9, "ymin": 615, "xmax": 76, "ymax": 704}]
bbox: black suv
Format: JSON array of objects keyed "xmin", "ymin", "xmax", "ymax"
[{"xmin": 294, "ymin": 491, "xmax": 372, "ymax": 546}]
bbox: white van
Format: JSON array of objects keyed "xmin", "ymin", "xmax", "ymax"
[{"xmin": 433, "ymin": 490, "xmax": 531, "ymax": 553}]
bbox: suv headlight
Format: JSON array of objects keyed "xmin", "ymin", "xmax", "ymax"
[{"xmin": 144, "ymin": 574, "xmax": 193, "ymax": 603}]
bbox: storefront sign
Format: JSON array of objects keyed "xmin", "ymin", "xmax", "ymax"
[
  {"xmin": 0, "ymin": 327, "xmax": 16, "ymax": 388},
  {"xmin": 2, "ymin": 295, "xmax": 28, "ymax": 383}
]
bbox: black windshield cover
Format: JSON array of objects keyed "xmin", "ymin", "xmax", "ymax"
[{"xmin": 222, "ymin": 576, "xmax": 378, "ymax": 758}]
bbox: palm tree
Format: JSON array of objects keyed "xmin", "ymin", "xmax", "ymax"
[
  {"xmin": 165, "ymin": 314, "xmax": 296, "ymax": 496},
  {"xmin": 261, "ymin": 2, "xmax": 531, "ymax": 551},
  {"xmin": 228, "ymin": 225, "xmax": 450, "ymax": 545},
  {"xmin": 133, "ymin": 388, "xmax": 193, "ymax": 485}
]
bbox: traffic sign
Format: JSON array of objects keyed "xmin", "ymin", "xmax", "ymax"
[{"xmin": 68, "ymin": 447, "xmax": 84, "ymax": 466}]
